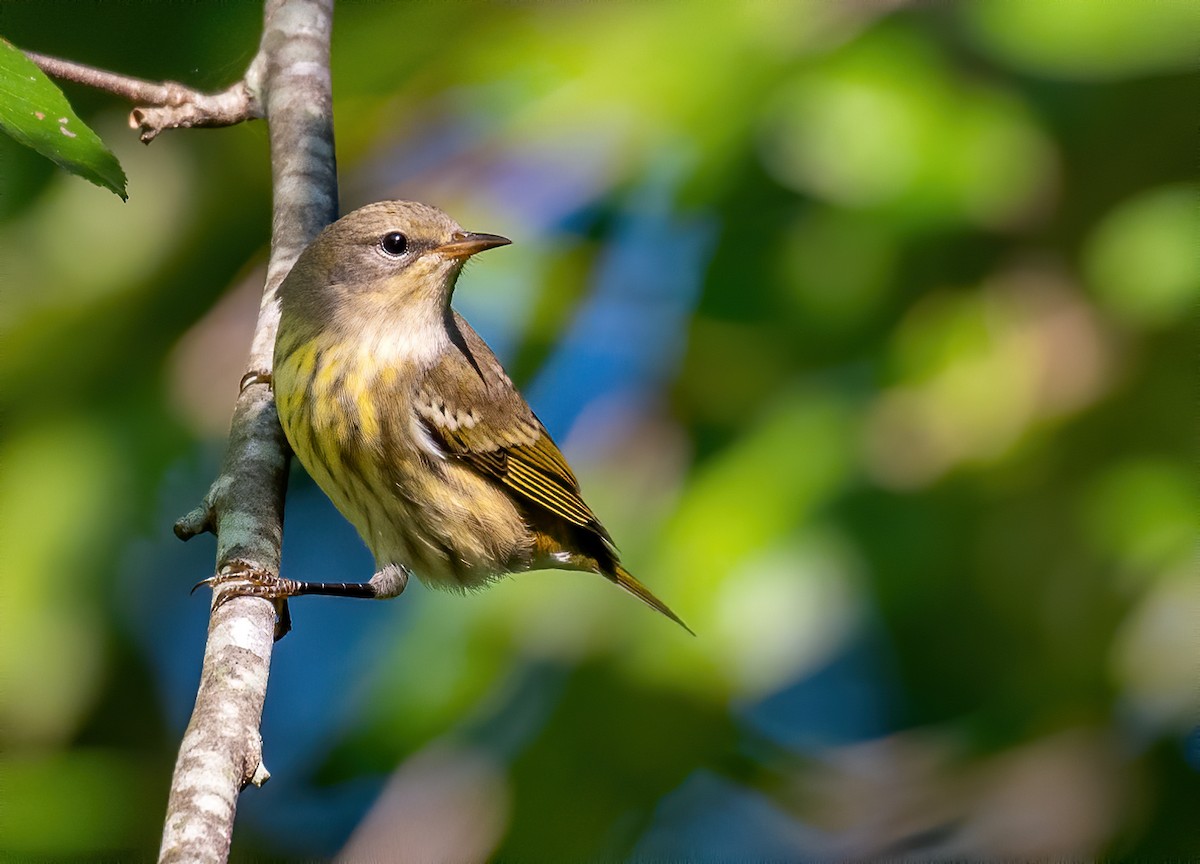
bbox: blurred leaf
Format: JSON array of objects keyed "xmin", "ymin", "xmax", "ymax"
[
  {"xmin": 0, "ymin": 39, "xmax": 127, "ymax": 200},
  {"xmin": 0, "ymin": 420, "xmax": 120, "ymax": 747},
  {"xmin": 965, "ymin": 0, "xmax": 1200, "ymax": 80},
  {"xmin": 776, "ymin": 209, "xmax": 896, "ymax": 333},
  {"xmin": 1111, "ymin": 573, "xmax": 1200, "ymax": 731},
  {"xmin": 759, "ymin": 26, "xmax": 1054, "ymax": 229},
  {"xmin": 668, "ymin": 391, "xmax": 853, "ymax": 583},
  {"xmin": 1083, "ymin": 458, "xmax": 1194, "ymax": 578},
  {"xmin": 1084, "ymin": 184, "xmax": 1199, "ymax": 329},
  {"xmin": 710, "ymin": 530, "xmax": 862, "ymax": 697}
]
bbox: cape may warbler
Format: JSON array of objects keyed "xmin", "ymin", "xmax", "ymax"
[{"xmin": 208, "ymin": 201, "xmax": 687, "ymax": 632}]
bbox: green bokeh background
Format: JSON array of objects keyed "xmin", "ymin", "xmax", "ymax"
[{"xmin": 1, "ymin": 1, "xmax": 1196, "ymax": 859}]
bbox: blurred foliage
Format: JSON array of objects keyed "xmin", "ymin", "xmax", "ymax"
[{"xmin": 0, "ymin": 1, "xmax": 1196, "ymax": 860}]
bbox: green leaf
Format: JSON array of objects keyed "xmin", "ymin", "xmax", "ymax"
[{"xmin": 0, "ymin": 39, "xmax": 127, "ymax": 200}]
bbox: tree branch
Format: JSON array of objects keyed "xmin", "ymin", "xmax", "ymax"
[
  {"xmin": 25, "ymin": 50, "xmax": 262, "ymax": 143},
  {"xmin": 157, "ymin": 1, "xmax": 338, "ymax": 861}
]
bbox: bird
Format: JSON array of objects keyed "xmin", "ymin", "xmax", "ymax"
[{"xmin": 204, "ymin": 200, "xmax": 689, "ymax": 634}]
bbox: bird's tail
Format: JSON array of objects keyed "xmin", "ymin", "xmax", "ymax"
[{"xmin": 613, "ymin": 564, "xmax": 694, "ymax": 635}]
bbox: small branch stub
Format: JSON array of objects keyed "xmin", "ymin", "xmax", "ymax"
[
  {"xmin": 249, "ymin": 761, "xmax": 271, "ymax": 788},
  {"xmin": 127, "ymin": 80, "xmax": 257, "ymax": 143},
  {"xmin": 175, "ymin": 504, "xmax": 215, "ymax": 541}
]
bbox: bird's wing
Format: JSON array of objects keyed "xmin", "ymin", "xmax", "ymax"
[{"xmin": 415, "ymin": 313, "xmax": 611, "ymax": 542}]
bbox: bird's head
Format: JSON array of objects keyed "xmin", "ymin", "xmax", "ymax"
[{"xmin": 279, "ymin": 200, "xmax": 510, "ymax": 334}]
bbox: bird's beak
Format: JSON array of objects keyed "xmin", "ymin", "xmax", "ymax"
[{"xmin": 435, "ymin": 231, "xmax": 511, "ymax": 259}]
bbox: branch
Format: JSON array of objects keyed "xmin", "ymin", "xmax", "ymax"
[
  {"xmin": 157, "ymin": 1, "xmax": 338, "ymax": 862},
  {"xmin": 25, "ymin": 50, "xmax": 262, "ymax": 143}
]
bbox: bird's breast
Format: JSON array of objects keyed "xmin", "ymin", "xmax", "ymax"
[{"xmin": 274, "ymin": 337, "xmax": 532, "ymax": 590}]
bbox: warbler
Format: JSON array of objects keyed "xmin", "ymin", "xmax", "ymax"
[{"xmin": 210, "ymin": 200, "xmax": 688, "ymax": 632}]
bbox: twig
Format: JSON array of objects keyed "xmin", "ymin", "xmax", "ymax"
[
  {"xmin": 157, "ymin": 0, "xmax": 338, "ymax": 861},
  {"xmin": 25, "ymin": 50, "xmax": 262, "ymax": 143}
]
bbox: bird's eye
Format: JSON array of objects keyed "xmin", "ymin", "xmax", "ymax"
[{"xmin": 380, "ymin": 231, "xmax": 408, "ymax": 256}]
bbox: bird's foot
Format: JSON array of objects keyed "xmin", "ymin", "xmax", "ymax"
[
  {"xmin": 192, "ymin": 561, "xmax": 411, "ymax": 639},
  {"xmin": 196, "ymin": 561, "xmax": 406, "ymax": 603},
  {"xmin": 193, "ymin": 560, "xmax": 301, "ymax": 606},
  {"xmin": 193, "ymin": 560, "xmax": 297, "ymax": 639}
]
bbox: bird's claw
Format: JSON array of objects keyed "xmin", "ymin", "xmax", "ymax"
[
  {"xmin": 239, "ymin": 369, "xmax": 273, "ymax": 393},
  {"xmin": 193, "ymin": 560, "xmax": 296, "ymax": 640}
]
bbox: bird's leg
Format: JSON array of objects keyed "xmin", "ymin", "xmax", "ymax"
[
  {"xmin": 195, "ymin": 561, "xmax": 408, "ymax": 640},
  {"xmin": 195, "ymin": 560, "xmax": 410, "ymax": 608}
]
